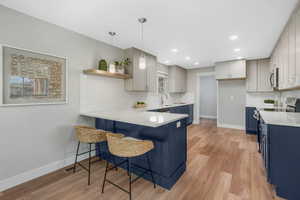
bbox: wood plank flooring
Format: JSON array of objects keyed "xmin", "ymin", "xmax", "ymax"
[{"xmin": 1, "ymin": 119, "xmax": 284, "ymax": 200}]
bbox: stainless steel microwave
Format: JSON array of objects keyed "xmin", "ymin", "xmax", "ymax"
[{"xmin": 270, "ymin": 67, "xmax": 279, "ymax": 89}]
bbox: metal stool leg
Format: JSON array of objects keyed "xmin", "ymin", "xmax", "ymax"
[
  {"xmin": 112, "ymin": 156, "xmax": 118, "ymax": 171},
  {"xmin": 101, "ymin": 160, "xmax": 109, "ymax": 193},
  {"xmin": 128, "ymin": 158, "xmax": 132, "ymax": 200},
  {"xmin": 73, "ymin": 142, "xmax": 80, "ymax": 173},
  {"xmin": 127, "ymin": 158, "xmax": 130, "ymax": 176},
  {"xmin": 147, "ymin": 153, "xmax": 156, "ymax": 188},
  {"xmin": 88, "ymin": 143, "xmax": 92, "ymax": 185}
]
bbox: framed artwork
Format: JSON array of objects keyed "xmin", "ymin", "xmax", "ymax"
[{"xmin": 0, "ymin": 45, "xmax": 68, "ymax": 106}]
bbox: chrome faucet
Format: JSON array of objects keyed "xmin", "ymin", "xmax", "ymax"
[{"xmin": 161, "ymin": 93, "xmax": 169, "ymax": 106}]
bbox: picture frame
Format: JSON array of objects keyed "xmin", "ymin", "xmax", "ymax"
[{"xmin": 0, "ymin": 45, "xmax": 68, "ymax": 106}]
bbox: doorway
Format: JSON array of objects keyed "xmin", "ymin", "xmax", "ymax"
[{"xmin": 199, "ymin": 75, "xmax": 217, "ymax": 123}]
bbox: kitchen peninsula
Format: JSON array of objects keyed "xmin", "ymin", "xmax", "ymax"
[{"xmin": 81, "ymin": 108, "xmax": 190, "ymax": 189}]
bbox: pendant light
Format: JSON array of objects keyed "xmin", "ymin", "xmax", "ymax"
[
  {"xmin": 138, "ymin": 18, "xmax": 147, "ymax": 70},
  {"xmin": 108, "ymin": 31, "xmax": 116, "ymax": 73}
]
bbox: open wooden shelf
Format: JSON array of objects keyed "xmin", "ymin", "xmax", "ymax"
[{"xmin": 83, "ymin": 69, "xmax": 132, "ymax": 79}]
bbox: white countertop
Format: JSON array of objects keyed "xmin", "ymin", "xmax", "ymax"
[
  {"xmin": 80, "ymin": 109, "xmax": 188, "ymax": 128},
  {"xmin": 146, "ymin": 103, "xmax": 194, "ymax": 111},
  {"xmin": 259, "ymin": 110, "xmax": 300, "ymax": 127}
]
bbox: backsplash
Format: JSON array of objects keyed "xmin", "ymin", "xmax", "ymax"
[
  {"xmin": 127, "ymin": 92, "xmax": 191, "ymax": 108},
  {"xmin": 246, "ymin": 90, "xmax": 300, "ymax": 108},
  {"xmin": 80, "ymin": 74, "xmax": 192, "ymax": 113},
  {"xmin": 246, "ymin": 92, "xmax": 280, "ymax": 107}
]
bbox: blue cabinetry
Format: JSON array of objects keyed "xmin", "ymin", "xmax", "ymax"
[
  {"xmin": 95, "ymin": 117, "xmax": 188, "ymax": 190},
  {"xmin": 152, "ymin": 104, "xmax": 194, "ymax": 125},
  {"xmin": 245, "ymin": 107, "xmax": 257, "ymax": 134},
  {"xmin": 260, "ymin": 121, "xmax": 300, "ymax": 200}
]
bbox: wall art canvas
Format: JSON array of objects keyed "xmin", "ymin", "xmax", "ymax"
[{"xmin": 0, "ymin": 46, "xmax": 67, "ymax": 105}]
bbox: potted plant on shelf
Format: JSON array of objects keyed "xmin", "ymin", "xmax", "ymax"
[
  {"xmin": 98, "ymin": 59, "xmax": 108, "ymax": 71},
  {"xmin": 114, "ymin": 58, "xmax": 131, "ymax": 74}
]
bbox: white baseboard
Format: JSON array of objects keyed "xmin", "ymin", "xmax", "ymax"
[
  {"xmin": 199, "ymin": 115, "xmax": 217, "ymax": 119},
  {"xmin": 192, "ymin": 119, "xmax": 199, "ymax": 124},
  {"xmin": 217, "ymin": 123, "xmax": 245, "ymax": 130},
  {"xmin": 0, "ymin": 152, "xmax": 95, "ymax": 192}
]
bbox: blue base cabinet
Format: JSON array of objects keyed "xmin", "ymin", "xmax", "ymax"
[
  {"xmin": 245, "ymin": 107, "xmax": 257, "ymax": 134},
  {"xmin": 151, "ymin": 104, "xmax": 194, "ymax": 125},
  {"xmin": 260, "ymin": 121, "xmax": 300, "ymax": 200},
  {"xmin": 95, "ymin": 117, "xmax": 188, "ymax": 190}
]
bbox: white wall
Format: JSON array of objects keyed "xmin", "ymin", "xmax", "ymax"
[
  {"xmin": 0, "ymin": 5, "xmax": 130, "ymax": 191},
  {"xmin": 199, "ymin": 75, "xmax": 217, "ymax": 119},
  {"xmin": 217, "ymin": 80, "xmax": 246, "ymax": 129}
]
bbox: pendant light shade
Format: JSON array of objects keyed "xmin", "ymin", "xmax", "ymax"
[
  {"xmin": 139, "ymin": 55, "xmax": 146, "ymax": 70},
  {"xmin": 138, "ymin": 18, "xmax": 147, "ymax": 70}
]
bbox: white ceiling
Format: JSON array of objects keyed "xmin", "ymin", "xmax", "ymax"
[{"xmin": 0, "ymin": 0, "xmax": 298, "ymax": 68}]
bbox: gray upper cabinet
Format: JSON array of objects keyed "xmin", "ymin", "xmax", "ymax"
[
  {"xmin": 288, "ymin": 13, "xmax": 296, "ymax": 88},
  {"xmin": 295, "ymin": 8, "xmax": 300, "ymax": 87},
  {"xmin": 215, "ymin": 60, "xmax": 246, "ymax": 80},
  {"xmin": 246, "ymin": 59, "xmax": 273, "ymax": 92},
  {"xmin": 157, "ymin": 63, "xmax": 169, "ymax": 74},
  {"xmin": 146, "ymin": 53, "xmax": 157, "ymax": 92},
  {"xmin": 270, "ymin": 5, "xmax": 300, "ymax": 90},
  {"xmin": 257, "ymin": 59, "xmax": 273, "ymax": 92},
  {"xmin": 124, "ymin": 47, "xmax": 157, "ymax": 92},
  {"xmin": 168, "ymin": 65, "xmax": 187, "ymax": 93},
  {"xmin": 246, "ymin": 60, "xmax": 258, "ymax": 92}
]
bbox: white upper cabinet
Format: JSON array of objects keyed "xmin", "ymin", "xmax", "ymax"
[
  {"xmin": 215, "ymin": 60, "xmax": 246, "ymax": 80},
  {"xmin": 168, "ymin": 65, "xmax": 187, "ymax": 93},
  {"xmin": 246, "ymin": 59, "xmax": 273, "ymax": 92},
  {"xmin": 124, "ymin": 47, "xmax": 157, "ymax": 92}
]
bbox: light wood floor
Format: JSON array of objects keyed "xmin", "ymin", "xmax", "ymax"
[{"xmin": 2, "ymin": 119, "xmax": 284, "ymax": 200}]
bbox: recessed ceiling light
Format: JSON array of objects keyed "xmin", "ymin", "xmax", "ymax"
[
  {"xmin": 165, "ymin": 60, "xmax": 170, "ymax": 64},
  {"xmin": 194, "ymin": 62, "xmax": 199, "ymax": 65},
  {"xmin": 234, "ymin": 48, "xmax": 241, "ymax": 52},
  {"xmin": 171, "ymin": 49, "xmax": 178, "ymax": 53},
  {"xmin": 229, "ymin": 35, "xmax": 238, "ymax": 41},
  {"xmin": 236, "ymin": 56, "xmax": 244, "ymax": 60},
  {"xmin": 185, "ymin": 56, "xmax": 191, "ymax": 60}
]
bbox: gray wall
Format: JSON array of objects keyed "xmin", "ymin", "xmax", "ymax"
[
  {"xmin": 199, "ymin": 75, "xmax": 217, "ymax": 118},
  {"xmin": 186, "ymin": 67, "xmax": 215, "ymax": 122},
  {"xmin": 0, "ymin": 5, "xmax": 125, "ymax": 183},
  {"xmin": 217, "ymin": 80, "xmax": 246, "ymax": 128}
]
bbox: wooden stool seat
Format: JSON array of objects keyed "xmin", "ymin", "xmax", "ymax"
[
  {"xmin": 74, "ymin": 125, "xmax": 107, "ymax": 143},
  {"xmin": 102, "ymin": 133, "xmax": 156, "ymax": 200},
  {"xmin": 106, "ymin": 133, "xmax": 154, "ymax": 158},
  {"xmin": 72, "ymin": 125, "xmax": 107, "ymax": 185}
]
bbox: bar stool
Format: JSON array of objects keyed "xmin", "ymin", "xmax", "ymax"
[
  {"xmin": 73, "ymin": 125, "xmax": 107, "ymax": 185},
  {"xmin": 101, "ymin": 133, "xmax": 156, "ymax": 200}
]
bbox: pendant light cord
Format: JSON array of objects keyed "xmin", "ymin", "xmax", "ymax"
[{"xmin": 141, "ymin": 22, "xmax": 144, "ymax": 49}]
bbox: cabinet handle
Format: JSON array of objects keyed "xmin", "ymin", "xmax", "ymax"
[{"xmin": 269, "ymin": 73, "xmax": 274, "ymax": 87}]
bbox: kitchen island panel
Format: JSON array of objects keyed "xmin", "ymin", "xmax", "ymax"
[{"xmin": 95, "ymin": 117, "xmax": 187, "ymax": 189}]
